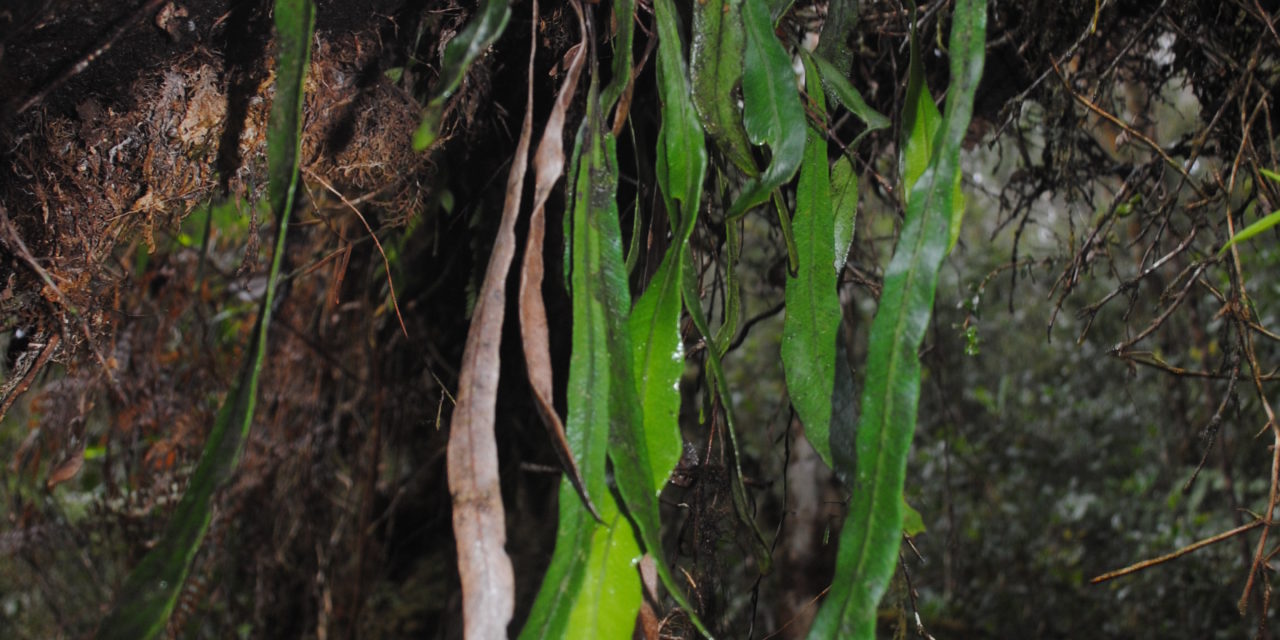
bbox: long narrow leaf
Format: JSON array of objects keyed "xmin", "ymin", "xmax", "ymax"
[
  {"xmin": 411, "ymin": 0, "xmax": 512, "ymax": 151},
  {"xmin": 601, "ymin": 0, "xmax": 635, "ymax": 116},
  {"xmin": 727, "ymin": 0, "xmax": 807, "ymax": 219},
  {"xmin": 564, "ymin": 491, "xmax": 644, "ymax": 638},
  {"xmin": 519, "ymin": 16, "xmax": 599, "ymax": 517},
  {"xmin": 783, "ymin": 56, "xmax": 841, "ymax": 471},
  {"xmin": 629, "ymin": 0, "xmax": 707, "ymax": 489},
  {"xmin": 1219, "ymin": 208, "xmax": 1280, "ymax": 254},
  {"xmin": 809, "ymin": 52, "xmax": 890, "ymax": 137},
  {"xmin": 445, "ymin": 2, "xmax": 538, "ymax": 635},
  {"xmin": 690, "ymin": 0, "xmax": 758, "ymax": 174},
  {"xmin": 807, "ymin": 1, "xmax": 986, "ymax": 637},
  {"xmin": 520, "ymin": 92, "xmax": 614, "ymax": 634},
  {"xmin": 899, "ymin": 5, "xmax": 965, "ymax": 252},
  {"xmin": 95, "ymin": 2, "xmax": 314, "ymax": 637}
]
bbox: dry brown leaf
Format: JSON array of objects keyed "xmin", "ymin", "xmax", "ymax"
[
  {"xmin": 46, "ymin": 448, "xmax": 84, "ymax": 489},
  {"xmin": 519, "ymin": 27, "xmax": 595, "ymax": 518},
  {"xmin": 445, "ymin": 3, "xmax": 540, "ymax": 637}
]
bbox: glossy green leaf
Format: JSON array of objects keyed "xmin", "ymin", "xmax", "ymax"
[
  {"xmin": 728, "ymin": 0, "xmax": 806, "ymax": 219},
  {"xmin": 807, "ymin": 0, "xmax": 986, "ymax": 637},
  {"xmin": 566, "ymin": 490, "xmax": 643, "ymax": 638},
  {"xmin": 521, "ymin": 480, "xmax": 641, "ymax": 640},
  {"xmin": 96, "ymin": 2, "xmax": 313, "ymax": 637},
  {"xmin": 691, "ymin": 0, "xmax": 758, "ymax": 175},
  {"xmin": 520, "ymin": 481, "xmax": 591, "ymax": 638},
  {"xmin": 1219, "ymin": 207, "xmax": 1280, "ymax": 254},
  {"xmin": 565, "ymin": 82, "xmax": 615, "ymax": 520},
  {"xmin": 809, "ymin": 52, "xmax": 890, "ymax": 137},
  {"xmin": 900, "ymin": 7, "xmax": 965, "ymax": 252},
  {"xmin": 783, "ymin": 56, "xmax": 841, "ymax": 471},
  {"xmin": 412, "ymin": 0, "xmax": 511, "ymax": 151},
  {"xmin": 832, "ymin": 155, "xmax": 859, "ymax": 273},
  {"xmin": 601, "ymin": 0, "xmax": 635, "ymax": 114},
  {"xmin": 629, "ymin": 0, "xmax": 707, "ymax": 489},
  {"xmin": 527, "ymin": 75, "xmax": 710, "ymax": 639},
  {"xmin": 681, "ymin": 249, "xmax": 774, "ymax": 575},
  {"xmin": 523, "ymin": 77, "xmax": 627, "ymax": 638}
]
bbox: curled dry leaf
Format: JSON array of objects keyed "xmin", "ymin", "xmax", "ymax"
[
  {"xmin": 445, "ymin": 3, "xmax": 537, "ymax": 637},
  {"xmin": 45, "ymin": 448, "xmax": 85, "ymax": 489},
  {"xmin": 519, "ymin": 35, "xmax": 597, "ymax": 518}
]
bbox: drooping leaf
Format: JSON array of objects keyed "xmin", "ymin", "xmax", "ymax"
[
  {"xmin": 629, "ymin": 0, "xmax": 707, "ymax": 489},
  {"xmin": 521, "ymin": 82, "xmax": 615, "ymax": 636},
  {"xmin": 521, "ymin": 480, "xmax": 641, "ymax": 640},
  {"xmin": 783, "ymin": 55, "xmax": 841, "ymax": 471},
  {"xmin": 445, "ymin": 3, "xmax": 539, "ymax": 636},
  {"xmin": 809, "ymin": 52, "xmax": 890, "ymax": 139},
  {"xmin": 601, "ymin": 0, "xmax": 635, "ymax": 118},
  {"xmin": 832, "ymin": 155, "xmax": 859, "ymax": 273},
  {"xmin": 900, "ymin": 6, "xmax": 965, "ymax": 252},
  {"xmin": 727, "ymin": 0, "xmax": 806, "ymax": 219},
  {"xmin": 526, "ymin": 68, "xmax": 711, "ymax": 639},
  {"xmin": 95, "ymin": 2, "xmax": 313, "ymax": 637},
  {"xmin": 564, "ymin": 490, "xmax": 644, "ymax": 639},
  {"xmin": 1219, "ymin": 207, "xmax": 1280, "ymax": 255},
  {"xmin": 807, "ymin": 0, "xmax": 986, "ymax": 637},
  {"xmin": 691, "ymin": 0, "xmax": 758, "ymax": 175},
  {"xmin": 520, "ymin": 20, "xmax": 598, "ymax": 517},
  {"xmin": 412, "ymin": 0, "xmax": 512, "ymax": 150}
]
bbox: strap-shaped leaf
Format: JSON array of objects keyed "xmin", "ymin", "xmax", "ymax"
[
  {"xmin": 727, "ymin": 0, "xmax": 806, "ymax": 219},
  {"xmin": 691, "ymin": 0, "xmax": 758, "ymax": 174},
  {"xmin": 783, "ymin": 56, "xmax": 841, "ymax": 471},
  {"xmin": 601, "ymin": 0, "xmax": 635, "ymax": 116},
  {"xmin": 808, "ymin": 51, "xmax": 890, "ymax": 138},
  {"xmin": 629, "ymin": 0, "xmax": 707, "ymax": 489},
  {"xmin": 832, "ymin": 155, "xmax": 859, "ymax": 274},
  {"xmin": 807, "ymin": 0, "xmax": 986, "ymax": 637},
  {"xmin": 525, "ymin": 69, "xmax": 711, "ymax": 639},
  {"xmin": 521, "ymin": 88, "xmax": 610, "ymax": 636},
  {"xmin": 412, "ymin": 0, "xmax": 512, "ymax": 150},
  {"xmin": 95, "ymin": 2, "xmax": 313, "ymax": 637},
  {"xmin": 899, "ymin": 4, "xmax": 966, "ymax": 252},
  {"xmin": 521, "ymin": 479, "xmax": 641, "ymax": 639}
]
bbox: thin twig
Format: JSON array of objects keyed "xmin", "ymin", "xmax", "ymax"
[
  {"xmin": 1091, "ymin": 519, "xmax": 1266, "ymax": 584},
  {"xmin": 1050, "ymin": 58, "xmax": 1209, "ymax": 200},
  {"xmin": 303, "ymin": 168, "xmax": 409, "ymax": 338}
]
